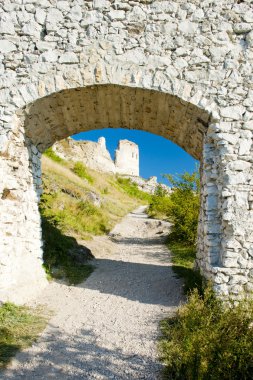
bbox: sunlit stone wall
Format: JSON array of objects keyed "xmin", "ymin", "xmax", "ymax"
[{"xmin": 0, "ymin": 0, "xmax": 253, "ymax": 302}]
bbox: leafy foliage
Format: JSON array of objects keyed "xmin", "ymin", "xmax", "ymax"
[
  {"xmin": 160, "ymin": 286, "xmax": 253, "ymax": 380},
  {"xmin": 165, "ymin": 171, "xmax": 200, "ymax": 246},
  {"xmin": 148, "ymin": 170, "xmax": 200, "ymax": 246},
  {"xmin": 157, "ymin": 170, "xmax": 253, "ymax": 380},
  {"xmin": 148, "ymin": 184, "xmax": 171, "ymax": 219},
  {"xmin": 72, "ymin": 162, "xmax": 94, "ymax": 184}
]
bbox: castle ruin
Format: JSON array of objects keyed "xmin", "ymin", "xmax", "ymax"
[{"xmin": 53, "ymin": 137, "xmax": 139, "ymax": 177}]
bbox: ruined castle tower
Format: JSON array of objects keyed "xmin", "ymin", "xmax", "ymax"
[{"xmin": 115, "ymin": 140, "xmax": 139, "ymax": 177}]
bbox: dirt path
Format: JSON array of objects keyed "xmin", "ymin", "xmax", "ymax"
[{"xmin": 2, "ymin": 206, "xmax": 183, "ymax": 380}]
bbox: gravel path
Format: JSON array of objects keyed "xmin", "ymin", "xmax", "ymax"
[{"xmin": 2, "ymin": 206, "xmax": 183, "ymax": 380}]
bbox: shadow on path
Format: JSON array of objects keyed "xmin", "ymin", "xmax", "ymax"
[
  {"xmin": 79, "ymin": 258, "xmax": 181, "ymax": 307},
  {"xmin": 1, "ymin": 327, "xmax": 163, "ymax": 380}
]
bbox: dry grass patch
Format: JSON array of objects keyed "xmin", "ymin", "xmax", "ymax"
[{"xmin": 0, "ymin": 303, "xmax": 48, "ymax": 369}]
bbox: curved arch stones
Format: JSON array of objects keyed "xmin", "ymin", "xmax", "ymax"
[{"xmin": 0, "ymin": 0, "xmax": 253, "ymax": 303}]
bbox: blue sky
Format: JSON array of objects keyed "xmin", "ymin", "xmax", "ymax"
[{"xmin": 73, "ymin": 129, "xmax": 198, "ymax": 185}]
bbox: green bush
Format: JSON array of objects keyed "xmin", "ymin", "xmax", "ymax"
[
  {"xmin": 165, "ymin": 171, "xmax": 200, "ymax": 246},
  {"xmin": 148, "ymin": 170, "xmax": 200, "ymax": 245},
  {"xmin": 43, "ymin": 147, "xmax": 65, "ymax": 164},
  {"xmin": 148, "ymin": 184, "xmax": 171, "ymax": 219},
  {"xmin": 160, "ymin": 286, "xmax": 253, "ymax": 380},
  {"xmin": 72, "ymin": 162, "xmax": 94, "ymax": 184}
]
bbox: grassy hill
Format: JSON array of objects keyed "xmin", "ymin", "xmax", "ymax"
[{"xmin": 40, "ymin": 150, "xmax": 151, "ymax": 284}]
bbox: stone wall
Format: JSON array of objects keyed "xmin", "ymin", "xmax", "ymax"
[
  {"xmin": 53, "ymin": 137, "xmax": 116, "ymax": 173},
  {"xmin": 115, "ymin": 140, "xmax": 139, "ymax": 176},
  {"xmin": 53, "ymin": 137, "xmax": 139, "ymax": 176},
  {"xmin": 0, "ymin": 0, "xmax": 253, "ymax": 302}
]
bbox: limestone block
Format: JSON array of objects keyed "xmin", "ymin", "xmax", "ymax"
[
  {"xmin": 46, "ymin": 8, "xmax": 64, "ymax": 24},
  {"xmin": 22, "ymin": 21, "xmax": 41, "ymax": 38},
  {"xmin": 0, "ymin": 15, "xmax": 15, "ymax": 35},
  {"xmin": 178, "ymin": 20, "xmax": 198, "ymax": 34},
  {"xmin": 40, "ymin": 50, "xmax": 59, "ymax": 63},
  {"xmin": 233, "ymin": 23, "xmax": 252, "ymax": 34},
  {"xmin": 0, "ymin": 40, "xmax": 16, "ymax": 53},
  {"xmin": 238, "ymin": 138, "xmax": 252, "ymax": 155},
  {"xmin": 68, "ymin": 5, "xmax": 82, "ymax": 22},
  {"xmin": 220, "ymin": 105, "xmax": 246, "ymax": 120},
  {"xmin": 93, "ymin": 0, "xmax": 110, "ymax": 9},
  {"xmin": 213, "ymin": 272, "xmax": 229, "ymax": 284},
  {"xmin": 246, "ymin": 30, "xmax": 253, "ymax": 46},
  {"xmin": 229, "ymin": 160, "xmax": 251, "ymax": 171},
  {"xmin": 108, "ymin": 10, "xmax": 125, "ymax": 21},
  {"xmin": 36, "ymin": 41, "xmax": 56, "ymax": 52},
  {"xmin": 35, "ymin": 9, "xmax": 47, "ymax": 25},
  {"xmin": 213, "ymin": 284, "xmax": 229, "ymax": 296},
  {"xmin": 57, "ymin": 1, "xmax": 70, "ymax": 12},
  {"xmin": 59, "ymin": 52, "xmax": 79, "ymax": 64},
  {"xmin": 222, "ymin": 258, "xmax": 239, "ymax": 268},
  {"xmin": 81, "ymin": 11, "xmax": 103, "ymax": 26}
]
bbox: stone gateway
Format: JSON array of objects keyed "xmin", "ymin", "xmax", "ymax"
[{"xmin": 0, "ymin": 0, "xmax": 253, "ymax": 303}]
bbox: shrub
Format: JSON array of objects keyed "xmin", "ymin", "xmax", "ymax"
[
  {"xmin": 148, "ymin": 170, "xmax": 200, "ymax": 245},
  {"xmin": 72, "ymin": 162, "xmax": 94, "ymax": 184},
  {"xmin": 160, "ymin": 286, "xmax": 253, "ymax": 380},
  {"xmin": 164, "ymin": 171, "xmax": 200, "ymax": 246},
  {"xmin": 148, "ymin": 184, "xmax": 171, "ymax": 219}
]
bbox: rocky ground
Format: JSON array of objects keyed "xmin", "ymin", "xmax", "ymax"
[{"xmin": 1, "ymin": 206, "xmax": 183, "ymax": 380}]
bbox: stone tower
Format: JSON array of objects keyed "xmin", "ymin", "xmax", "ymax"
[{"xmin": 115, "ymin": 140, "xmax": 139, "ymax": 177}]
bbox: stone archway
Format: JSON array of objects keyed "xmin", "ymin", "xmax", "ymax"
[{"xmin": 0, "ymin": 0, "xmax": 253, "ymax": 302}]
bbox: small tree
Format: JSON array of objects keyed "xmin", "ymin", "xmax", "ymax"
[{"xmin": 164, "ymin": 170, "xmax": 200, "ymax": 246}]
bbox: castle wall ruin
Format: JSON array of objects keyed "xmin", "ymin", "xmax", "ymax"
[
  {"xmin": 0, "ymin": 0, "xmax": 253, "ymax": 303},
  {"xmin": 53, "ymin": 137, "xmax": 139, "ymax": 177}
]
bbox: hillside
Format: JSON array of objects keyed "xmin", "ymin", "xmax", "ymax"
[{"xmin": 40, "ymin": 150, "xmax": 150, "ymax": 284}]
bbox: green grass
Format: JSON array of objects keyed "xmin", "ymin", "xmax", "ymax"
[
  {"xmin": 72, "ymin": 162, "xmax": 94, "ymax": 184},
  {"xmin": 41, "ymin": 217, "xmax": 94, "ymax": 285},
  {"xmin": 40, "ymin": 156, "xmax": 146, "ymax": 284},
  {"xmin": 160, "ymin": 241, "xmax": 253, "ymax": 380},
  {"xmin": 159, "ymin": 287, "xmax": 253, "ymax": 380},
  {"xmin": 43, "ymin": 147, "xmax": 65, "ymax": 164},
  {"xmin": 40, "ymin": 178, "xmax": 110, "ymax": 240},
  {"xmin": 0, "ymin": 303, "xmax": 48, "ymax": 368},
  {"xmin": 116, "ymin": 177, "xmax": 152, "ymax": 202},
  {"xmin": 168, "ymin": 242, "xmax": 203, "ymax": 295}
]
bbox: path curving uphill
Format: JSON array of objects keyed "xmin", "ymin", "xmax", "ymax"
[{"xmin": 2, "ymin": 206, "xmax": 183, "ymax": 380}]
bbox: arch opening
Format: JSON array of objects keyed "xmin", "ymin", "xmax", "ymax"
[
  {"xmin": 22, "ymin": 85, "xmax": 211, "ymax": 160},
  {"xmin": 0, "ymin": 84, "xmax": 216, "ymax": 304}
]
